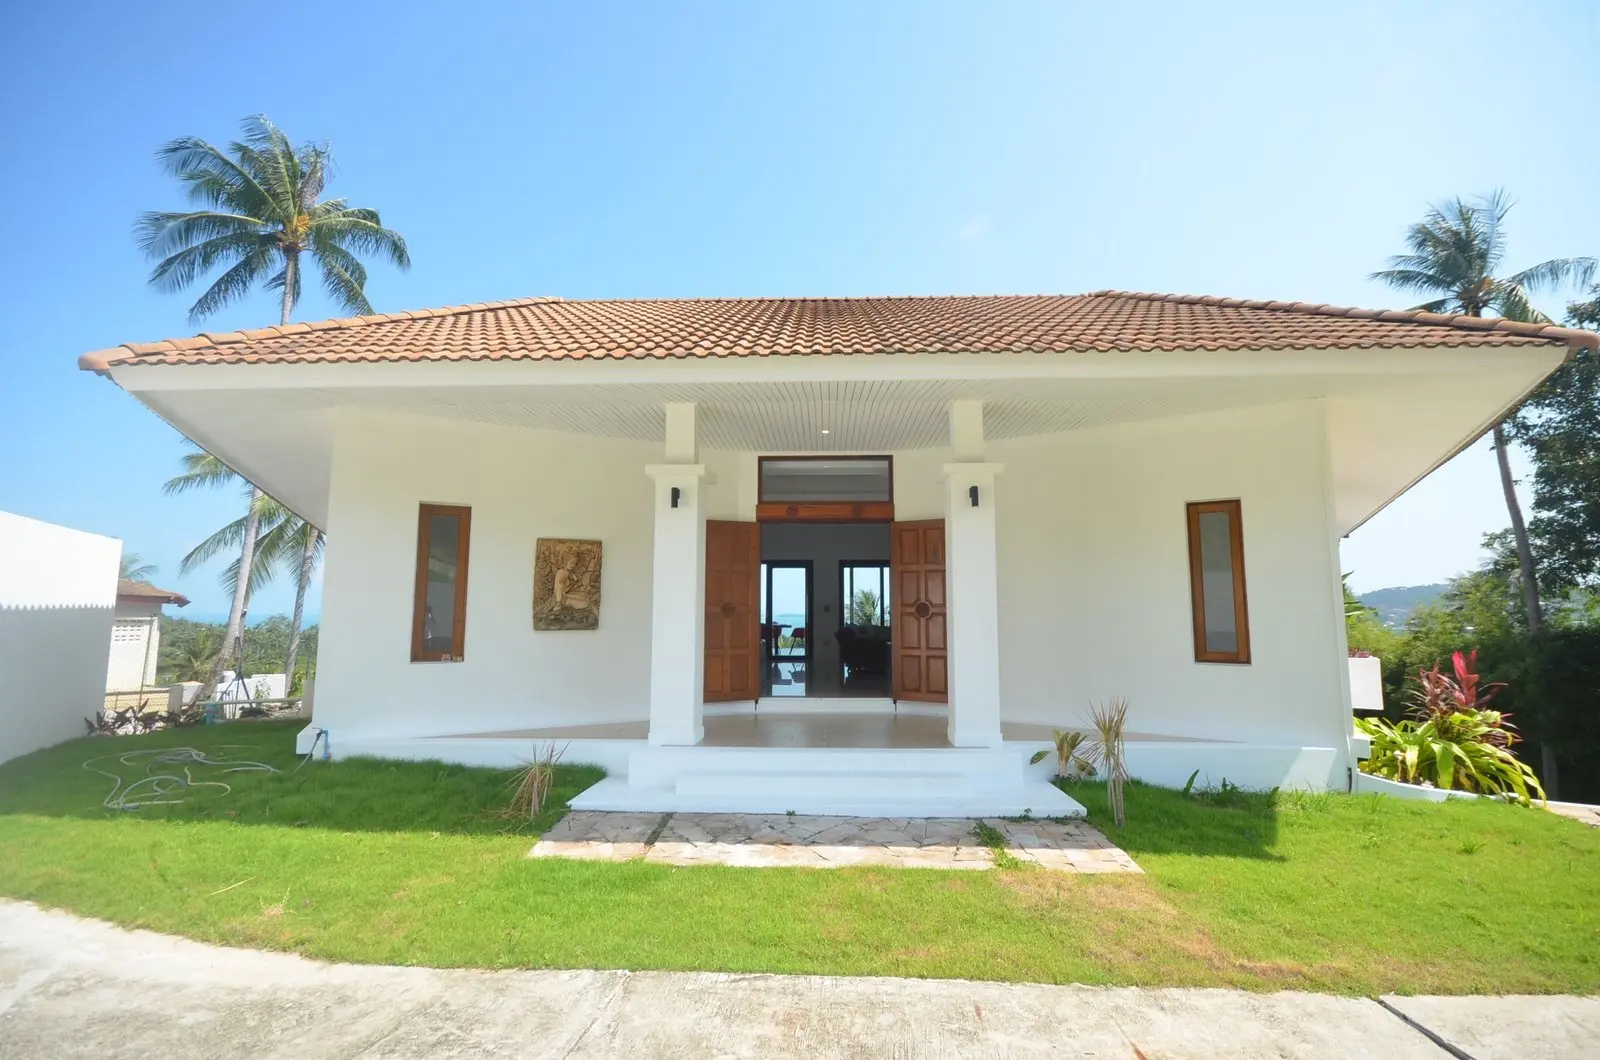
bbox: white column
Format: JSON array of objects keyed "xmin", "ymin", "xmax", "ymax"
[
  {"xmin": 646, "ymin": 403, "xmax": 707, "ymax": 745},
  {"xmin": 943, "ymin": 461, "xmax": 1006, "ymax": 748}
]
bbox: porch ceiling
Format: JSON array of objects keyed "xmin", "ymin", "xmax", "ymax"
[{"xmin": 280, "ymin": 376, "xmax": 1348, "ymax": 450}]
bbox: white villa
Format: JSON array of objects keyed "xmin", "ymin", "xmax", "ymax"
[{"xmin": 80, "ymin": 291, "xmax": 1594, "ymax": 817}]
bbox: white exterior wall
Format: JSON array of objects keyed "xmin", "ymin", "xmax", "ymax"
[
  {"xmin": 310, "ymin": 401, "xmax": 1351, "ymax": 786},
  {"xmin": 0, "ymin": 512, "xmax": 120, "ymax": 763},
  {"xmin": 992, "ymin": 399, "xmax": 1351, "ymax": 779},
  {"xmin": 315, "ymin": 410, "xmax": 668, "ymax": 739}
]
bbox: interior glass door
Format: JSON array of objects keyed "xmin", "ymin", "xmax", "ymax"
[
  {"xmin": 839, "ymin": 562, "xmax": 892, "ymax": 693},
  {"xmin": 760, "ymin": 561, "xmax": 811, "ymax": 697}
]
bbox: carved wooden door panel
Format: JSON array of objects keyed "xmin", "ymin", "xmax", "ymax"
[
  {"xmin": 891, "ymin": 519, "xmax": 947, "ymax": 703},
  {"xmin": 704, "ymin": 520, "xmax": 760, "ymax": 702}
]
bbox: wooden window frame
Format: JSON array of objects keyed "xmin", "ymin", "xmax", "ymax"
[
  {"xmin": 411, "ymin": 503, "xmax": 472, "ymax": 663},
  {"xmin": 1186, "ymin": 500, "xmax": 1251, "ymax": 664}
]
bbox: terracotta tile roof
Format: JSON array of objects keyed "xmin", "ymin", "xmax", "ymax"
[
  {"xmin": 117, "ymin": 579, "xmax": 189, "ymax": 607},
  {"xmin": 78, "ymin": 290, "xmax": 1598, "ymax": 371}
]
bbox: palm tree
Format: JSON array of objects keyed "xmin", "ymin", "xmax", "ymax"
[
  {"xmin": 119, "ymin": 553, "xmax": 158, "ymax": 582},
  {"xmin": 140, "ymin": 115, "xmax": 407, "ymax": 698},
  {"xmin": 167, "ymin": 446, "xmax": 323, "ymax": 692},
  {"xmin": 162, "ymin": 627, "xmax": 222, "ymax": 685},
  {"xmin": 1372, "ymin": 190, "xmax": 1596, "ymax": 634}
]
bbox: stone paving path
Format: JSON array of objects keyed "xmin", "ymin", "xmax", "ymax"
[{"xmin": 530, "ymin": 811, "xmax": 1141, "ymax": 872}]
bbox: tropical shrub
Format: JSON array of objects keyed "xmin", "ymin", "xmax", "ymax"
[
  {"xmin": 1356, "ymin": 650, "xmax": 1545, "ymax": 805},
  {"xmin": 1029, "ymin": 729, "xmax": 1094, "ymax": 780}
]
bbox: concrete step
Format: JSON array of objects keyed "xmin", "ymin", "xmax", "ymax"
[
  {"xmin": 568, "ymin": 778, "xmax": 1086, "ymax": 819},
  {"xmin": 628, "ymin": 745, "xmax": 1026, "ymax": 788},
  {"xmin": 675, "ymin": 770, "xmax": 979, "ymax": 798}
]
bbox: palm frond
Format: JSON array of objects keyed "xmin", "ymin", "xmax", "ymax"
[
  {"xmin": 135, "ymin": 210, "xmax": 264, "ymax": 259},
  {"xmin": 186, "ymin": 243, "xmax": 279, "ymax": 322},
  {"xmin": 119, "ymin": 553, "xmax": 158, "ymax": 581},
  {"xmin": 144, "ymin": 230, "xmax": 272, "ymax": 295},
  {"xmin": 162, "ymin": 445, "xmax": 238, "ymax": 496},
  {"xmin": 1490, "ymin": 283, "xmax": 1553, "ymax": 325},
  {"xmin": 154, "ymin": 135, "xmax": 276, "ymax": 218},
  {"xmin": 313, "ymin": 241, "xmax": 373, "ymax": 315},
  {"xmin": 233, "ymin": 116, "xmax": 300, "ymax": 216},
  {"xmin": 311, "ymin": 209, "xmax": 411, "ymax": 269},
  {"xmin": 178, "ymin": 513, "xmax": 252, "ymax": 575},
  {"xmin": 1504, "ymin": 257, "xmax": 1599, "ymax": 295},
  {"xmin": 1368, "ymin": 267, "xmax": 1456, "ymax": 300}
]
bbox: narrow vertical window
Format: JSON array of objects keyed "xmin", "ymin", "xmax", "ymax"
[
  {"xmin": 1186, "ymin": 500, "xmax": 1250, "ymax": 664},
  {"xmin": 412, "ymin": 504, "xmax": 471, "ymax": 662}
]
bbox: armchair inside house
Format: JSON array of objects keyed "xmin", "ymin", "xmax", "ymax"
[{"xmin": 835, "ymin": 623, "xmax": 891, "ymax": 677}]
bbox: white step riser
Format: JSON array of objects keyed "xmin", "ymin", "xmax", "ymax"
[
  {"xmin": 569, "ymin": 779, "xmax": 1087, "ymax": 819},
  {"xmin": 676, "ymin": 772, "xmax": 980, "ymax": 798}
]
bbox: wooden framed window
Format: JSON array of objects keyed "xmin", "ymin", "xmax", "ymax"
[
  {"xmin": 412, "ymin": 503, "xmax": 471, "ymax": 662},
  {"xmin": 1186, "ymin": 500, "xmax": 1250, "ymax": 664}
]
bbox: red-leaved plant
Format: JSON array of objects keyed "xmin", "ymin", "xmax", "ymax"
[{"xmin": 1407, "ymin": 650, "xmax": 1514, "ymax": 749}]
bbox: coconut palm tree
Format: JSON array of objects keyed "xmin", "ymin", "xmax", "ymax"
[
  {"xmin": 167, "ymin": 447, "xmax": 323, "ymax": 692},
  {"xmin": 119, "ymin": 553, "xmax": 158, "ymax": 582},
  {"xmin": 1372, "ymin": 190, "xmax": 1595, "ymax": 634},
  {"xmin": 140, "ymin": 115, "xmax": 406, "ymax": 698}
]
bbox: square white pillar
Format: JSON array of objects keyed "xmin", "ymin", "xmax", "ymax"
[
  {"xmin": 645, "ymin": 463, "xmax": 708, "ymax": 745},
  {"xmin": 943, "ymin": 462, "xmax": 1005, "ymax": 748}
]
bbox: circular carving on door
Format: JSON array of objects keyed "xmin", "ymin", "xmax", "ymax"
[
  {"xmin": 913, "ymin": 600, "xmax": 933, "ymax": 619},
  {"xmin": 720, "ymin": 601, "xmax": 736, "ymax": 618},
  {"xmin": 785, "ymin": 504, "xmax": 800, "ymax": 517}
]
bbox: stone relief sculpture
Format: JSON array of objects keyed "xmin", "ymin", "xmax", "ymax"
[{"xmin": 533, "ymin": 538, "xmax": 602, "ymax": 631}]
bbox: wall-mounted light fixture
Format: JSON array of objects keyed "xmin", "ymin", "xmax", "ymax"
[
  {"xmin": 670, "ymin": 486, "xmax": 681, "ymax": 509},
  {"xmin": 969, "ymin": 485, "xmax": 980, "ymax": 507}
]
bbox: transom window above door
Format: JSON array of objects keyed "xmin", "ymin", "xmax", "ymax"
[{"xmin": 759, "ymin": 457, "xmax": 892, "ymax": 503}]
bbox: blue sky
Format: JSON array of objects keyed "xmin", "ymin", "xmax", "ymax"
[{"xmin": 1, "ymin": 1, "xmax": 1596, "ymax": 618}]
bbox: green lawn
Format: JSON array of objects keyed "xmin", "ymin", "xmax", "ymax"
[{"xmin": 1, "ymin": 721, "xmax": 1596, "ymax": 995}]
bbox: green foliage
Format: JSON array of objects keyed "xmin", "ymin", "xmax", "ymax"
[
  {"xmin": 118, "ymin": 553, "xmax": 158, "ymax": 582},
  {"xmin": 847, "ymin": 588, "xmax": 884, "ymax": 626},
  {"xmin": 1357, "ymin": 713, "xmax": 1545, "ymax": 805},
  {"xmin": 160, "ymin": 616, "xmax": 318, "ymax": 686},
  {"xmin": 1029, "ymin": 729, "xmax": 1095, "ymax": 779},
  {"xmin": 4, "ymin": 724, "xmax": 1600, "ymax": 994},
  {"xmin": 1506, "ymin": 301, "xmax": 1600, "ymax": 593},
  {"xmin": 1370, "ymin": 189, "xmax": 1595, "ymax": 320},
  {"xmin": 1356, "ymin": 649, "xmax": 1545, "ymax": 805}
]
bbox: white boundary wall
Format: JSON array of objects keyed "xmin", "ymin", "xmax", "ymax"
[{"xmin": 0, "ymin": 512, "xmax": 120, "ymax": 763}]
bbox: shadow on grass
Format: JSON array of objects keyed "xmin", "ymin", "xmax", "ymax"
[
  {"xmin": 1060, "ymin": 777, "xmax": 1291, "ymax": 861},
  {"xmin": 0, "ymin": 720, "xmax": 604, "ymax": 837}
]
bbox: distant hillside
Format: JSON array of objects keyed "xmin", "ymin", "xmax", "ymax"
[{"xmin": 1358, "ymin": 583, "xmax": 1448, "ymax": 627}]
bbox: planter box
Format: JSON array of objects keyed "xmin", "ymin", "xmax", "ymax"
[{"xmin": 1354, "ymin": 772, "xmax": 1482, "ymax": 802}]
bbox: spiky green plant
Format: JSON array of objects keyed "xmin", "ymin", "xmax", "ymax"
[
  {"xmin": 1029, "ymin": 729, "xmax": 1095, "ymax": 780},
  {"xmin": 1087, "ymin": 698, "xmax": 1131, "ymax": 828},
  {"xmin": 507, "ymin": 743, "xmax": 569, "ymax": 821}
]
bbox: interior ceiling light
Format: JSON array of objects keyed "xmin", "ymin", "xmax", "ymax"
[{"xmin": 820, "ymin": 428, "xmax": 831, "ymax": 434}]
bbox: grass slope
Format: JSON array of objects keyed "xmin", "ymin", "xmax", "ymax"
[{"xmin": 1, "ymin": 722, "xmax": 1595, "ymax": 994}]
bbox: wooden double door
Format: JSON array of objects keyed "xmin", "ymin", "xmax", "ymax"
[{"xmin": 702, "ymin": 519, "xmax": 946, "ymax": 703}]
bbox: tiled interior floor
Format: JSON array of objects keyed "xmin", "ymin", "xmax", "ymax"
[
  {"xmin": 531, "ymin": 811, "xmax": 1142, "ymax": 873},
  {"xmin": 447, "ymin": 711, "xmax": 1224, "ymax": 748}
]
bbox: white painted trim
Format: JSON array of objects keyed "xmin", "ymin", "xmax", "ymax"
[{"xmin": 106, "ymin": 346, "xmax": 1568, "ymax": 393}]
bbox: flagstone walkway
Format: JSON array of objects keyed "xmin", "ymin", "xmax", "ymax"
[{"xmin": 529, "ymin": 811, "xmax": 1141, "ymax": 872}]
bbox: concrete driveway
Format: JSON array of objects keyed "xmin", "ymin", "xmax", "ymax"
[{"xmin": 0, "ymin": 901, "xmax": 1593, "ymax": 1059}]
